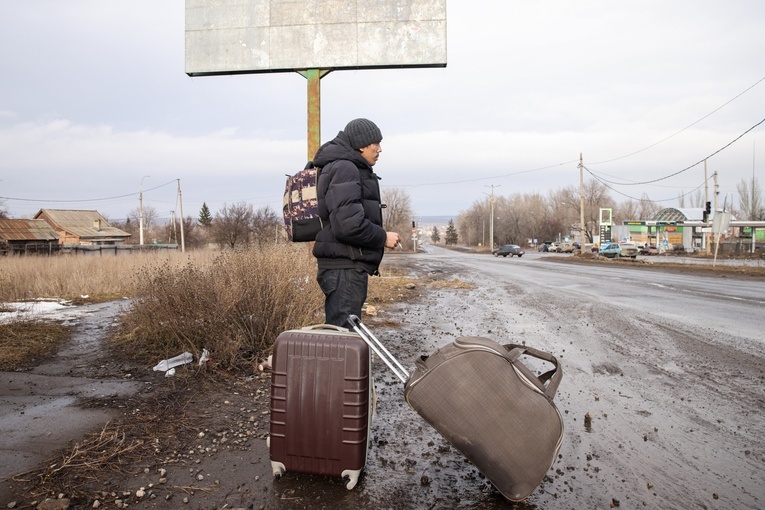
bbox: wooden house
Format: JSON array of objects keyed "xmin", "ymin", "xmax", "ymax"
[
  {"xmin": 0, "ymin": 218, "xmax": 60, "ymax": 255},
  {"xmin": 34, "ymin": 209, "xmax": 131, "ymax": 245}
]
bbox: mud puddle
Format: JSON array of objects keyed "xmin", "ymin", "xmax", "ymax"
[{"xmin": 0, "ymin": 300, "xmax": 147, "ymax": 499}]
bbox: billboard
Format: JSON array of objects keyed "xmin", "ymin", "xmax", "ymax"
[{"xmin": 185, "ymin": 0, "xmax": 447, "ymax": 76}]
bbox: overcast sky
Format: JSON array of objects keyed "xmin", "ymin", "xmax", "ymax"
[{"xmin": 1, "ymin": 1, "xmax": 763, "ymax": 224}]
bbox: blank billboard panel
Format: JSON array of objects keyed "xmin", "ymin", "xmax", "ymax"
[{"xmin": 185, "ymin": 0, "xmax": 447, "ymax": 76}]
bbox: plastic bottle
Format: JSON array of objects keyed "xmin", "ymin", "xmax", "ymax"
[{"xmin": 153, "ymin": 352, "xmax": 193, "ymax": 372}]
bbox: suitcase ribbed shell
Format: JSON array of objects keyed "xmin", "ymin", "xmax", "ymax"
[{"xmin": 269, "ymin": 327, "xmax": 371, "ymax": 489}]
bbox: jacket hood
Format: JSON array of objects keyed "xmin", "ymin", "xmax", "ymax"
[{"xmin": 312, "ymin": 131, "xmax": 372, "ymax": 170}]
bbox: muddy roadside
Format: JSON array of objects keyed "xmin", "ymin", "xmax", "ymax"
[{"xmin": 1, "ymin": 252, "xmax": 763, "ymax": 509}]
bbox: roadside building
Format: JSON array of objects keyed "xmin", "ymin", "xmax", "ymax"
[
  {"xmin": 619, "ymin": 208, "xmax": 705, "ymax": 250},
  {"xmin": 0, "ymin": 218, "xmax": 60, "ymax": 255},
  {"xmin": 34, "ymin": 209, "xmax": 131, "ymax": 246},
  {"xmin": 621, "ymin": 207, "xmax": 762, "ymax": 254}
]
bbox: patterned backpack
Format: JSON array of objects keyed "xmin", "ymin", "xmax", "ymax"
[{"xmin": 282, "ymin": 162, "xmax": 322, "ymax": 242}]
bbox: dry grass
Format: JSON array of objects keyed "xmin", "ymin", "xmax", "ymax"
[
  {"xmin": 367, "ymin": 265, "xmax": 477, "ymax": 311},
  {"xmin": 0, "ymin": 246, "xmax": 324, "ymax": 370},
  {"xmin": 0, "ymin": 248, "xmax": 472, "ymax": 370},
  {"xmin": 0, "ymin": 253, "xmax": 159, "ymax": 302},
  {"xmin": 0, "ymin": 321, "xmax": 72, "ymax": 371}
]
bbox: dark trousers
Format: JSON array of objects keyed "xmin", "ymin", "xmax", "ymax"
[{"xmin": 316, "ymin": 268, "xmax": 369, "ymax": 327}]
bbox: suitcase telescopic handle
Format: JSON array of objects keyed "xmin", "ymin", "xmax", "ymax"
[{"xmin": 347, "ymin": 315, "xmax": 410, "ymax": 384}]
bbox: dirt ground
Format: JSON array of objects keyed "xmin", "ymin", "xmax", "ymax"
[{"xmin": 1, "ymin": 251, "xmax": 763, "ymax": 509}]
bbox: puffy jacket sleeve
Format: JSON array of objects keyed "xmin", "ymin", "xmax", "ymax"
[{"xmin": 324, "ymin": 161, "xmax": 386, "ymax": 248}]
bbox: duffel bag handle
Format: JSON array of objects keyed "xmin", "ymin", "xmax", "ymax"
[{"xmin": 503, "ymin": 344, "xmax": 562, "ymax": 400}]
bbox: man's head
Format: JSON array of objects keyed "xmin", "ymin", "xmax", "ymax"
[{"xmin": 345, "ymin": 118, "xmax": 383, "ymax": 166}]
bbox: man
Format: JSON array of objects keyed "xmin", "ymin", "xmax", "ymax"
[{"xmin": 312, "ymin": 118, "xmax": 401, "ymax": 327}]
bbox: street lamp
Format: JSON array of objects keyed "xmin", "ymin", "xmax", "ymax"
[{"xmin": 139, "ymin": 175, "xmax": 150, "ymax": 246}]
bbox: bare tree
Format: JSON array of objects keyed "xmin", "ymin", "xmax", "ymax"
[
  {"xmin": 128, "ymin": 205, "xmax": 159, "ymax": 242},
  {"xmin": 158, "ymin": 215, "xmax": 204, "ymax": 249},
  {"xmin": 251, "ymin": 205, "xmax": 280, "ymax": 248},
  {"xmin": 0, "ymin": 199, "xmax": 9, "ymax": 219},
  {"xmin": 638, "ymin": 194, "xmax": 659, "ymax": 220},
  {"xmin": 456, "ymin": 199, "xmax": 489, "ymax": 247},
  {"xmin": 691, "ymin": 189, "xmax": 704, "ymax": 208},
  {"xmin": 381, "ymin": 187, "xmax": 414, "ymax": 249},
  {"xmin": 180, "ymin": 216, "xmax": 204, "ymax": 249},
  {"xmin": 555, "ymin": 180, "xmax": 612, "ymax": 242},
  {"xmin": 514, "ymin": 193, "xmax": 548, "ymax": 246},
  {"xmin": 737, "ymin": 175, "xmax": 764, "ymax": 220},
  {"xmin": 677, "ymin": 192, "xmax": 686, "ymax": 209},
  {"xmin": 456, "ymin": 180, "xmax": 614, "ymax": 247},
  {"xmin": 494, "ymin": 195, "xmax": 525, "ymax": 245},
  {"xmin": 213, "ymin": 202, "xmax": 254, "ymax": 249},
  {"xmin": 614, "ymin": 199, "xmax": 640, "ymax": 225},
  {"xmin": 110, "ymin": 217, "xmax": 136, "ymax": 242}
]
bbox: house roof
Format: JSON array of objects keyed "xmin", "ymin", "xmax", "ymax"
[
  {"xmin": 0, "ymin": 218, "xmax": 59, "ymax": 242},
  {"xmin": 34, "ymin": 209, "xmax": 130, "ymax": 240}
]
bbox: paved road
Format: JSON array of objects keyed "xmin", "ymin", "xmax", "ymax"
[
  {"xmin": 478, "ymin": 249, "xmax": 764, "ymax": 342},
  {"xmin": 377, "ymin": 246, "xmax": 765, "ymax": 509}
]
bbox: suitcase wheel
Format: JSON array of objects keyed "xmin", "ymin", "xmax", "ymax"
[
  {"xmin": 342, "ymin": 469, "xmax": 361, "ymax": 490},
  {"xmin": 271, "ymin": 460, "xmax": 286, "ymax": 478}
]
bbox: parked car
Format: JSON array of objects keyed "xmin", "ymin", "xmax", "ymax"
[
  {"xmin": 537, "ymin": 241, "xmax": 554, "ymax": 252},
  {"xmin": 558, "ymin": 241, "xmax": 576, "ymax": 253},
  {"xmin": 548, "ymin": 242, "xmax": 561, "ymax": 253},
  {"xmin": 493, "ymin": 244, "xmax": 525, "ymax": 257},
  {"xmin": 619, "ymin": 243, "xmax": 639, "ymax": 258},
  {"xmin": 640, "ymin": 244, "xmax": 659, "ymax": 255},
  {"xmin": 599, "ymin": 242, "xmax": 638, "ymax": 259},
  {"xmin": 598, "ymin": 242, "xmax": 622, "ymax": 258}
]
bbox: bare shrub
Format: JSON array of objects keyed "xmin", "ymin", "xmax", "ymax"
[{"xmin": 113, "ymin": 244, "xmax": 323, "ymax": 368}]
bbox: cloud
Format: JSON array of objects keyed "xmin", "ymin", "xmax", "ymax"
[{"xmin": 1, "ymin": 0, "xmax": 764, "ymax": 220}]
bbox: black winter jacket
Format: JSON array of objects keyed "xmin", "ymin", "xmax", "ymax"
[{"xmin": 311, "ymin": 131, "xmax": 387, "ymax": 274}]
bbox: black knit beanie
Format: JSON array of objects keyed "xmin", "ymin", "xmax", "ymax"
[{"xmin": 344, "ymin": 118, "xmax": 383, "ymax": 150}]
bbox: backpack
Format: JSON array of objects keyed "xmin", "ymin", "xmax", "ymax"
[{"xmin": 282, "ymin": 161, "xmax": 323, "ymax": 242}]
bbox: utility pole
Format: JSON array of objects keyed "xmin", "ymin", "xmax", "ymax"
[
  {"xmin": 139, "ymin": 175, "xmax": 150, "ymax": 246},
  {"xmin": 485, "ymin": 185, "xmax": 500, "ymax": 249},
  {"xmin": 579, "ymin": 153, "xmax": 586, "ymax": 249},
  {"xmin": 177, "ymin": 179, "xmax": 186, "ymax": 253}
]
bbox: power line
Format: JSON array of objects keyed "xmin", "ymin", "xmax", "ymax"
[
  {"xmin": 589, "ymin": 74, "xmax": 765, "ymax": 165},
  {"xmin": 389, "ymin": 76, "xmax": 765, "ymax": 189},
  {"xmin": 0, "ymin": 180, "xmax": 177, "ymax": 203},
  {"xmin": 386, "ymin": 160, "xmax": 580, "ymax": 188},
  {"xmin": 588, "ymin": 169, "xmax": 710, "ymax": 203},
  {"xmin": 585, "ymin": 116, "xmax": 765, "ymax": 186}
]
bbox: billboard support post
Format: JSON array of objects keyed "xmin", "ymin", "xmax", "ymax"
[{"xmin": 298, "ymin": 69, "xmax": 332, "ymax": 160}]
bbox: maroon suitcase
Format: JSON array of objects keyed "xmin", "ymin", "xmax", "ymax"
[{"xmin": 268, "ymin": 324, "xmax": 372, "ymax": 489}]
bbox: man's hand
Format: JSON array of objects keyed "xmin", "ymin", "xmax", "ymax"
[{"xmin": 385, "ymin": 232, "xmax": 401, "ymax": 249}]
